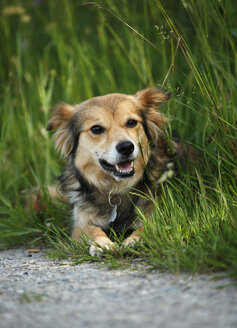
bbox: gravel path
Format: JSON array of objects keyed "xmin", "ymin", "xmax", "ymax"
[{"xmin": 0, "ymin": 249, "xmax": 236, "ymax": 328}]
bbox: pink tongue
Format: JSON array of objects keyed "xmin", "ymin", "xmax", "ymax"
[{"xmin": 117, "ymin": 161, "xmax": 131, "ymax": 172}]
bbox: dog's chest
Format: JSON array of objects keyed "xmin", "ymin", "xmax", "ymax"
[{"xmin": 107, "ymin": 196, "xmax": 138, "ymax": 233}]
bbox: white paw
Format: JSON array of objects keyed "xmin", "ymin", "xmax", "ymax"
[
  {"xmin": 89, "ymin": 241, "xmax": 114, "ymax": 257},
  {"xmin": 122, "ymin": 237, "xmax": 138, "ymax": 249}
]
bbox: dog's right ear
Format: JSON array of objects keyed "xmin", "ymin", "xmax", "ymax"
[{"xmin": 46, "ymin": 104, "xmax": 75, "ymax": 157}]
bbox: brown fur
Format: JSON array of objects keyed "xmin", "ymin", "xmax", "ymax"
[{"xmin": 47, "ymin": 87, "xmax": 190, "ymax": 256}]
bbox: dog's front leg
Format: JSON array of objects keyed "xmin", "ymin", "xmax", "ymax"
[
  {"xmin": 123, "ymin": 201, "xmax": 153, "ymax": 248},
  {"xmin": 123, "ymin": 226, "xmax": 144, "ymax": 248},
  {"xmin": 72, "ymin": 206, "xmax": 114, "ymax": 257},
  {"xmin": 72, "ymin": 224, "xmax": 114, "ymax": 257}
]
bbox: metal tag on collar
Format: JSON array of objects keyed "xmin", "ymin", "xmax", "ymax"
[
  {"xmin": 108, "ymin": 193, "xmax": 121, "ymax": 223},
  {"xmin": 109, "ymin": 204, "xmax": 118, "ymax": 223}
]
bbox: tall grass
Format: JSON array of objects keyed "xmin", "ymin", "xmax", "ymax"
[{"xmin": 0, "ymin": 0, "xmax": 236, "ymax": 276}]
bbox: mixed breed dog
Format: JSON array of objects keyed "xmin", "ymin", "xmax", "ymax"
[{"xmin": 46, "ymin": 87, "xmax": 193, "ymax": 256}]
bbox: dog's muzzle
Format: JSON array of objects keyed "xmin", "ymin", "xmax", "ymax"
[{"xmin": 99, "ymin": 141, "xmax": 135, "ymax": 179}]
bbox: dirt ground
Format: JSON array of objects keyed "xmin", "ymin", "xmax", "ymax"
[{"xmin": 0, "ymin": 248, "xmax": 236, "ymax": 328}]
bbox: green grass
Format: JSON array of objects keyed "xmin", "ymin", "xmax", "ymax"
[{"xmin": 0, "ymin": 0, "xmax": 236, "ymax": 277}]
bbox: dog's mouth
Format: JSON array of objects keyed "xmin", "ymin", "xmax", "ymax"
[{"xmin": 99, "ymin": 159, "xmax": 135, "ymax": 178}]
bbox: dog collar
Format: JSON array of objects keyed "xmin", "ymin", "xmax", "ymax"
[{"xmin": 108, "ymin": 194, "xmax": 121, "ymax": 223}]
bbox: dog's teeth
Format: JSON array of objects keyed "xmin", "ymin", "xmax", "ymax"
[
  {"xmin": 118, "ymin": 169, "xmax": 132, "ymax": 173},
  {"xmin": 114, "ymin": 161, "xmax": 134, "ymax": 175}
]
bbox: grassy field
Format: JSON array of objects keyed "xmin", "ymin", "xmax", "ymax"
[{"xmin": 0, "ymin": 0, "xmax": 237, "ymax": 277}]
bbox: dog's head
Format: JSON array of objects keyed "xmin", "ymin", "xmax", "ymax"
[{"xmin": 47, "ymin": 88, "xmax": 170, "ymax": 192}]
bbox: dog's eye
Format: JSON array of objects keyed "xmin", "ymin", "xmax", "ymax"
[
  {"xmin": 126, "ymin": 119, "xmax": 138, "ymax": 128},
  {"xmin": 90, "ymin": 125, "xmax": 105, "ymax": 135}
]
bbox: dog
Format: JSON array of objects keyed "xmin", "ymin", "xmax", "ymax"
[{"xmin": 46, "ymin": 87, "xmax": 190, "ymax": 256}]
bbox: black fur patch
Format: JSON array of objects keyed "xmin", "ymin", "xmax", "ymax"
[
  {"xmin": 171, "ymin": 129, "xmax": 181, "ymax": 142},
  {"xmin": 140, "ymin": 110, "xmax": 154, "ymax": 148},
  {"xmin": 67, "ymin": 117, "xmax": 80, "ymax": 158},
  {"xmin": 73, "ymin": 163, "xmax": 97, "ymax": 203},
  {"xmin": 108, "ymin": 196, "xmax": 139, "ymax": 234}
]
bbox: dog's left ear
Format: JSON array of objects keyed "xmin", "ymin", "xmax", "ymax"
[{"xmin": 135, "ymin": 87, "xmax": 170, "ymax": 141}]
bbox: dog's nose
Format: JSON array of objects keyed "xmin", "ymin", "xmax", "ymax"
[{"xmin": 116, "ymin": 141, "xmax": 134, "ymax": 156}]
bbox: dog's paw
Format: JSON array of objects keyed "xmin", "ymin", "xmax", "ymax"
[
  {"xmin": 89, "ymin": 241, "xmax": 114, "ymax": 257},
  {"xmin": 122, "ymin": 237, "xmax": 139, "ymax": 249},
  {"xmin": 122, "ymin": 233, "xmax": 143, "ymax": 249}
]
